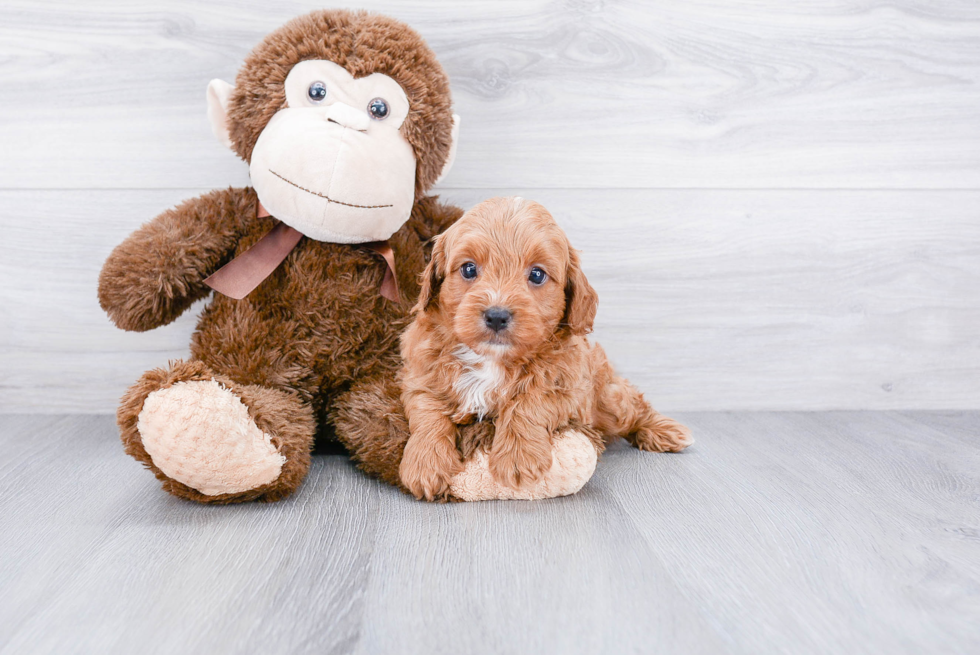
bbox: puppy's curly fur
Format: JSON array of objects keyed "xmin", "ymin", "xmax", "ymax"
[{"xmin": 397, "ymin": 197, "xmax": 692, "ymax": 501}]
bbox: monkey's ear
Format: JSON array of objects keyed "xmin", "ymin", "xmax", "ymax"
[
  {"xmin": 562, "ymin": 247, "xmax": 598, "ymax": 336},
  {"xmin": 206, "ymin": 79, "xmax": 235, "ymax": 150},
  {"xmin": 433, "ymin": 114, "xmax": 460, "ymax": 186},
  {"xmin": 413, "ymin": 234, "xmax": 446, "ymax": 314}
]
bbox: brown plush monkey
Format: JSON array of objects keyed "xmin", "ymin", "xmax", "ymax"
[{"xmin": 99, "ymin": 10, "xmax": 598, "ymax": 504}]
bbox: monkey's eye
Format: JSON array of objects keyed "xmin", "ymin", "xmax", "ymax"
[
  {"xmin": 307, "ymin": 81, "xmax": 328, "ymax": 104},
  {"xmin": 460, "ymin": 262, "xmax": 478, "ymax": 280},
  {"xmin": 528, "ymin": 267, "xmax": 548, "ymax": 286},
  {"xmin": 368, "ymin": 97, "xmax": 390, "ymax": 120}
]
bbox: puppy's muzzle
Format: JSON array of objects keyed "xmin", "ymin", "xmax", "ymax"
[{"xmin": 483, "ymin": 306, "xmax": 512, "ymax": 333}]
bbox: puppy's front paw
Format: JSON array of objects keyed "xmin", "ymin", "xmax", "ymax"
[
  {"xmin": 399, "ymin": 438, "xmax": 464, "ymax": 502},
  {"xmin": 631, "ymin": 416, "xmax": 693, "ymax": 453},
  {"xmin": 489, "ymin": 438, "xmax": 553, "ymax": 490}
]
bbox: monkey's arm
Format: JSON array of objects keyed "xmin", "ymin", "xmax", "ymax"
[{"xmin": 98, "ymin": 187, "xmax": 255, "ymax": 332}]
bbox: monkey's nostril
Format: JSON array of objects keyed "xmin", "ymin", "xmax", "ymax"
[{"xmin": 483, "ymin": 307, "xmax": 512, "ymax": 332}]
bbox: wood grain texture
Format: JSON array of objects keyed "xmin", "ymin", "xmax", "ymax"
[
  {"xmin": 1, "ymin": 412, "xmax": 977, "ymax": 654},
  {"xmin": 0, "ymin": 0, "xmax": 978, "ymax": 189},
  {"xmin": 2, "ymin": 2, "xmax": 978, "ymax": 411},
  {"xmin": 2, "ymin": 188, "xmax": 977, "ymax": 412}
]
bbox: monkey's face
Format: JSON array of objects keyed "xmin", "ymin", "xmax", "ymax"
[
  {"xmin": 247, "ymin": 60, "xmax": 416, "ymax": 243},
  {"xmin": 209, "ymin": 57, "xmax": 457, "ymax": 244},
  {"xmin": 206, "ymin": 11, "xmax": 459, "ymax": 244}
]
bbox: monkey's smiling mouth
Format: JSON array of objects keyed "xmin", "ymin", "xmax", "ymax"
[{"xmin": 269, "ymin": 170, "xmax": 394, "ymax": 209}]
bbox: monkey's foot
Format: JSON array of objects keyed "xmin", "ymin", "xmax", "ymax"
[
  {"xmin": 449, "ymin": 430, "xmax": 598, "ymax": 501},
  {"xmin": 137, "ymin": 380, "xmax": 285, "ymax": 496}
]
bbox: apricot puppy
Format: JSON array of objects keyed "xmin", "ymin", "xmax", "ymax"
[{"xmin": 398, "ymin": 197, "xmax": 692, "ymax": 500}]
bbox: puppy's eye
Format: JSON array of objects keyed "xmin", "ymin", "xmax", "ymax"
[
  {"xmin": 460, "ymin": 262, "xmax": 478, "ymax": 280},
  {"xmin": 528, "ymin": 267, "xmax": 548, "ymax": 286},
  {"xmin": 308, "ymin": 81, "xmax": 328, "ymax": 104}
]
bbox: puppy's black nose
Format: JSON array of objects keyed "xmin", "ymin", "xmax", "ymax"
[{"xmin": 483, "ymin": 307, "xmax": 512, "ymax": 332}]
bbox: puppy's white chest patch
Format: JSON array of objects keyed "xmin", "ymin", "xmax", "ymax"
[{"xmin": 453, "ymin": 345, "xmax": 503, "ymax": 421}]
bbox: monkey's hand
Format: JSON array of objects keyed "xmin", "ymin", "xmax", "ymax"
[{"xmin": 98, "ymin": 187, "xmax": 254, "ymax": 332}]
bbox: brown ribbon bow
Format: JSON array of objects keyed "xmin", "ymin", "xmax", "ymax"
[{"xmin": 204, "ymin": 202, "xmax": 399, "ymax": 302}]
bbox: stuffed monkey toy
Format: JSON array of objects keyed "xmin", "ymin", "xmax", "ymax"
[{"xmin": 98, "ymin": 9, "xmax": 599, "ymax": 503}]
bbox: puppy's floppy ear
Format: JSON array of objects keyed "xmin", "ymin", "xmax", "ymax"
[
  {"xmin": 562, "ymin": 247, "xmax": 598, "ymax": 335},
  {"xmin": 413, "ymin": 234, "xmax": 446, "ymax": 314}
]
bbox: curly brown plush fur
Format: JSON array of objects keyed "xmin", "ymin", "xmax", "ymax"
[
  {"xmin": 99, "ymin": 10, "xmax": 463, "ymax": 503},
  {"xmin": 226, "ymin": 10, "xmax": 454, "ymax": 198}
]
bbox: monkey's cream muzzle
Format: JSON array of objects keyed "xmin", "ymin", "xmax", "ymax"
[
  {"xmin": 249, "ymin": 103, "xmax": 417, "ymax": 243},
  {"xmin": 208, "ymin": 58, "xmax": 457, "ymax": 245}
]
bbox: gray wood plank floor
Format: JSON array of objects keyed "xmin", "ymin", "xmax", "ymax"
[{"xmin": 1, "ymin": 413, "xmax": 977, "ymax": 655}]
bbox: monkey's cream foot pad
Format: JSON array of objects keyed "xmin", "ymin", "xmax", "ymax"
[
  {"xmin": 449, "ymin": 430, "xmax": 598, "ymax": 501},
  {"xmin": 137, "ymin": 380, "xmax": 285, "ymax": 495}
]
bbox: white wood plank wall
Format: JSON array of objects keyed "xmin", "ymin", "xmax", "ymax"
[{"xmin": 1, "ymin": 1, "xmax": 978, "ymax": 412}]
